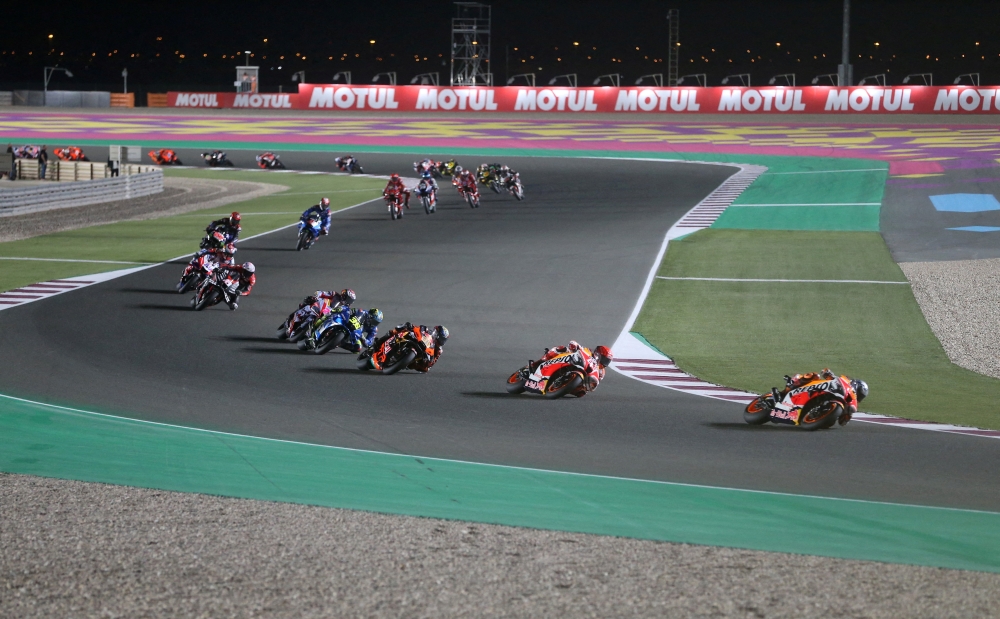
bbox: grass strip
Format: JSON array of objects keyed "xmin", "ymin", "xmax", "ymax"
[
  {"xmin": 3, "ymin": 394, "xmax": 1000, "ymax": 573},
  {"xmin": 0, "ymin": 170, "xmax": 384, "ymax": 293},
  {"xmin": 634, "ymin": 230, "xmax": 1000, "ymax": 429}
]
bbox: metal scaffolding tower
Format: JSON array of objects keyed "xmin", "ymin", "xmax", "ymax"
[
  {"xmin": 667, "ymin": 9, "xmax": 679, "ymax": 86},
  {"xmin": 451, "ymin": 2, "xmax": 492, "ymax": 86}
]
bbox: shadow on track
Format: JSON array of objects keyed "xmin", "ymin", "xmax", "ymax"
[
  {"xmin": 462, "ymin": 391, "xmax": 537, "ymax": 400},
  {"xmin": 120, "ymin": 288, "xmax": 178, "ymax": 295},
  {"xmin": 241, "ymin": 346, "xmax": 301, "ymax": 355},
  {"xmin": 213, "ymin": 335, "xmax": 284, "ymax": 344},
  {"xmin": 303, "ymin": 367, "xmax": 377, "ymax": 376},
  {"xmin": 704, "ymin": 422, "xmax": 796, "ymax": 432},
  {"xmin": 135, "ymin": 303, "xmax": 192, "ymax": 312}
]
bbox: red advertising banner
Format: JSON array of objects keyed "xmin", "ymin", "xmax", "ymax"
[{"xmin": 167, "ymin": 86, "xmax": 1000, "ymax": 114}]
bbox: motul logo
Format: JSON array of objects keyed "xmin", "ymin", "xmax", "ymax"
[
  {"xmin": 415, "ymin": 88, "xmax": 498, "ymax": 111},
  {"xmin": 717, "ymin": 89, "xmax": 805, "ymax": 112},
  {"xmin": 824, "ymin": 88, "xmax": 914, "ymax": 112},
  {"xmin": 174, "ymin": 93, "xmax": 219, "ymax": 107},
  {"xmin": 616, "ymin": 89, "xmax": 700, "ymax": 112},
  {"xmin": 933, "ymin": 88, "xmax": 1000, "ymax": 112},
  {"xmin": 308, "ymin": 87, "xmax": 399, "ymax": 109},
  {"xmin": 515, "ymin": 89, "xmax": 597, "ymax": 111},
  {"xmin": 233, "ymin": 94, "xmax": 292, "ymax": 108}
]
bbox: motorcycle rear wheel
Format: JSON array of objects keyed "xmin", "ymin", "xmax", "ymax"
[
  {"xmin": 506, "ymin": 368, "xmax": 529, "ymax": 394},
  {"xmin": 544, "ymin": 372, "xmax": 583, "ymax": 399},
  {"xmin": 276, "ymin": 322, "xmax": 289, "ymax": 340},
  {"xmin": 288, "ymin": 324, "xmax": 309, "ymax": 343},
  {"xmin": 743, "ymin": 396, "xmax": 772, "ymax": 425},
  {"xmin": 799, "ymin": 396, "xmax": 843, "ymax": 431},
  {"xmin": 356, "ymin": 354, "xmax": 373, "ymax": 371},
  {"xmin": 382, "ymin": 350, "xmax": 417, "ymax": 375}
]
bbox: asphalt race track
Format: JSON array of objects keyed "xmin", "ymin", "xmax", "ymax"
[{"xmin": 2, "ymin": 151, "xmax": 999, "ymax": 512}]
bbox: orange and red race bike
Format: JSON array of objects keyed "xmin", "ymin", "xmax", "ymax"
[
  {"xmin": 54, "ymin": 146, "xmax": 88, "ymax": 161},
  {"xmin": 357, "ymin": 325, "xmax": 436, "ymax": 374},
  {"xmin": 149, "ymin": 149, "xmax": 182, "ymax": 165},
  {"xmin": 744, "ymin": 371, "xmax": 859, "ymax": 430},
  {"xmin": 384, "ymin": 190, "xmax": 405, "ymax": 220},
  {"xmin": 506, "ymin": 348, "xmax": 601, "ymax": 399}
]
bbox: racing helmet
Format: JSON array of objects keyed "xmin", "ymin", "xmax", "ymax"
[
  {"xmin": 594, "ymin": 346, "xmax": 613, "ymax": 366},
  {"xmin": 454, "ymin": 165, "xmax": 463, "ymax": 175},
  {"xmin": 421, "ymin": 171, "xmax": 433, "ymax": 180},
  {"xmin": 230, "ymin": 211, "xmax": 241, "ymax": 223},
  {"xmin": 321, "ymin": 197, "xmax": 330, "ymax": 207},
  {"xmin": 368, "ymin": 308, "xmax": 384, "ymax": 325},
  {"xmin": 242, "ymin": 262, "xmax": 255, "ymax": 274},
  {"xmin": 850, "ymin": 378, "xmax": 869, "ymax": 402},
  {"xmin": 567, "ymin": 340, "xmax": 581, "ymax": 352},
  {"xmin": 223, "ymin": 243, "xmax": 237, "ymax": 255},
  {"xmin": 390, "ymin": 173, "xmax": 400, "ymax": 182},
  {"xmin": 340, "ymin": 288, "xmax": 357, "ymax": 305},
  {"xmin": 434, "ymin": 325, "xmax": 449, "ymax": 347}
]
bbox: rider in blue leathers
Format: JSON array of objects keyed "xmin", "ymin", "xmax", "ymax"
[
  {"xmin": 414, "ymin": 171, "xmax": 438, "ymax": 209},
  {"xmin": 300, "ymin": 197, "xmax": 332, "ymax": 235},
  {"xmin": 343, "ymin": 308, "xmax": 384, "ymax": 353}
]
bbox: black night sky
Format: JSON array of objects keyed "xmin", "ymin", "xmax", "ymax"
[{"xmin": 3, "ymin": 1, "xmax": 998, "ymax": 94}]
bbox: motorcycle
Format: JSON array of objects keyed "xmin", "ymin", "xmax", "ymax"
[
  {"xmin": 201, "ymin": 151, "xmax": 233, "ymax": 167},
  {"xmin": 506, "ymin": 349, "xmax": 599, "ymax": 399},
  {"xmin": 297, "ymin": 305, "xmax": 363, "ymax": 355},
  {"xmin": 414, "ymin": 159, "xmax": 439, "ymax": 176},
  {"xmin": 256, "ymin": 152, "xmax": 285, "ymax": 169},
  {"xmin": 149, "ymin": 149, "xmax": 182, "ymax": 166},
  {"xmin": 190, "ymin": 269, "xmax": 240, "ymax": 311},
  {"xmin": 478, "ymin": 168, "xmax": 502, "ymax": 194},
  {"xmin": 459, "ymin": 186, "xmax": 480, "ymax": 209},
  {"xmin": 176, "ymin": 254, "xmax": 221, "ymax": 293},
  {"xmin": 199, "ymin": 228, "xmax": 236, "ymax": 251},
  {"xmin": 414, "ymin": 178, "xmax": 437, "ymax": 214},
  {"xmin": 296, "ymin": 213, "xmax": 322, "ymax": 251},
  {"xmin": 276, "ymin": 306, "xmax": 316, "ymax": 342},
  {"xmin": 505, "ymin": 173, "xmax": 525, "ymax": 201},
  {"xmin": 12, "ymin": 145, "xmax": 40, "ymax": 159},
  {"xmin": 356, "ymin": 326, "xmax": 436, "ymax": 374},
  {"xmin": 336, "ymin": 156, "xmax": 364, "ymax": 174},
  {"xmin": 385, "ymin": 191, "xmax": 405, "ymax": 220},
  {"xmin": 437, "ymin": 159, "xmax": 458, "ymax": 177},
  {"xmin": 743, "ymin": 373, "xmax": 859, "ymax": 430},
  {"xmin": 54, "ymin": 146, "xmax": 88, "ymax": 162}
]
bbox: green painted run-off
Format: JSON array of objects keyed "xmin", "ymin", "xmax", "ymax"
[{"xmin": 2, "ymin": 395, "xmax": 999, "ymax": 573}]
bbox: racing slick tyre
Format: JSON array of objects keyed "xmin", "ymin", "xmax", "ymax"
[
  {"xmin": 489, "ymin": 181, "xmax": 501, "ymax": 194},
  {"xmin": 422, "ymin": 196, "xmax": 432, "ymax": 214},
  {"xmin": 276, "ymin": 322, "xmax": 289, "ymax": 340},
  {"xmin": 314, "ymin": 330, "xmax": 346, "ymax": 355},
  {"xmin": 356, "ymin": 355, "xmax": 373, "ymax": 371},
  {"xmin": 466, "ymin": 193, "xmax": 479, "ymax": 209},
  {"xmin": 544, "ymin": 372, "xmax": 584, "ymax": 400},
  {"xmin": 382, "ymin": 350, "xmax": 417, "ymax": 375},
  {"xmin": 174, "ymin": 159, "xmax": 183, "ymax": 166},
  {"xmin": 506, "ymin": 368, "xmax": 528, "ymax": 394},
  {"xmin": 176, "ymin": 276, "xmax": 195, "ymax": 294},
  {"xmin": 743, "ymin": 396, "xmax": 773, "ymax": 425},
  {"xmin": 193, "ymin": 289, "xmax": 218, "ymax": 311},
  {"xmin": 799, "ymin": 396, "xmax": 843, "ymax": 431},
  {"xmin": 296, "ymin": 231, "xmax": 308, "ymax": 251},
  {"xmin": 513, "ymin": 187, "xmax": 524, "ymax": 201},
  {"xmin": 288, "ymin": 324, "xmax": 309, "ymax": 343}
]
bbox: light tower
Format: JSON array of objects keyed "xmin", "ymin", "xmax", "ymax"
[
  {"xmin": 666, "ymin": 9, "xmax": 679, "ymax": 86},
  {"xmin": 451, "ymin": 2, "xmax": 492, "ymax": 86}
]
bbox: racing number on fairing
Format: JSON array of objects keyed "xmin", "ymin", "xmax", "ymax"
[{"xmin": 349, "ymin": 317, "xmax": 362, "ymax": 331}]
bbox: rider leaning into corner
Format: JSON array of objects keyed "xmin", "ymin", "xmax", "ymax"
[
  {"xmin": 289, "ymin": 288, "xmax": 357, "ymax": 332},
  {"xmin": 221, "ymin": 262, "xmax": 256, "ymax": 310},
  {"xmin": 301, "ymin": 197, "xmax": 332, "ymax": 235},
  {"xmin": 534, "ymin": 341, "xmax": 614, "ymax": 394},
  {"xmin": 342, "ymin": 308, "xmax": 384, "ymax": 353},
  {"xmin": 371, "ymin": 323, "xmax": 449, "ymax": 372},
  {"xmin": 383, "ymin": 173, "xmax": 411, "ymax": 208},
  {"xmin": 771, "ymin": 369, "xmax": 869, "ymax": 413},
  {"xmin": 181, "ymin": 242, "xmax": 236, "ymax": 279}
]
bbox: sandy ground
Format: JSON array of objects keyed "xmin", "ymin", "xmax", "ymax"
[
  {"xmin": 2, "ymin": 474, "xmax": 998, "ymax": 619},
  {"xmin": 901, "ymin": 259, "xmax": 1000, "ymax": 380},
  {"xmin": 0, "ymin": 176, "xmax": 286, "ymax": 242}
]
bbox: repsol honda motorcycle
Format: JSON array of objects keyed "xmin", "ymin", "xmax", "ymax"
[
  {"xmin": 743, "ymin": 372, "xmax": 860, "ymax": 430},
  {"xmin": 506, "ymin": 348, "xmax": 598, "ymax": 399}
]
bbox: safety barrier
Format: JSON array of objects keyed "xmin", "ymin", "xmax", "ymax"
[
  {"xmin": 0, "ymin": 92, "xmax": 12, "ymax": 106},
  {"xmin": 14, "ymin": 160, "xmax": 157, "ymax": 181},
  {"xmin": 110, "ymin": 93, "xmax": 135, "ymax": 108},
  {"xmin": 0, "ymin": 170, "xmax": 164, "ymax": 217},
  {"xmin": 147, "ymin": 93, "xmax": 169, "ymax": 107}
]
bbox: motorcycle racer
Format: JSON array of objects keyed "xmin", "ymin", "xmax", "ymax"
[
  {"xmin": 414, "ymin": 171, "xmax": 438, "ymax": 208},
  {"xmin": 222, "ymin": 262, "xmax": 256, "ymax": 310},
  {"xmin": 335, "ymin": 155, "xmax": 361, "ymax": 173},
  {"xmin": 301, "ymin": 198, "xmax": 332, "ymax": 235},
  {"xmin": 369, "ymin": 323, "xmax": 448, "ymax": 372},
  {"xmin": 342, "ymin": 308, "xmax": 384, "ymax": 353},
  {"xmin": 453, "ymin": 168, "xmax": 479, "ymax": 198},
  {"xmin": 287, "ymin": 288, "xmax": 357, "ymax": 336},
  {"xmin": 533, "ymin": 341, "xmax": 613, "ymax": 392},
  {"xmin": 414, "ymin": 158, "xmax": 437, "ymax": 175},
  {"xmin": 180, "ymin": 242, "xmax": 235, "ymax": 280},
  {"xmin": 769, "ymin": 369, "xmax": 868, "ymax": 410},
  {"xmin": 384, "ymin": 173, "xmax": 410, "ymax": 208},
  {"xmin": 206, "ymin": 212, "xmax": 242, "ymax": 243}
]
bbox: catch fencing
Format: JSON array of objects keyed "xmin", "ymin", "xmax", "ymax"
[{"xmin": 0, "ymin": 170, "xmax": 163, "ymax": 217}]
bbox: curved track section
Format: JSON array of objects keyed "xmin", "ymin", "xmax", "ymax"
[{"xmin": 1, "ymin": 153, "xmax": 998, "ymax": 512}]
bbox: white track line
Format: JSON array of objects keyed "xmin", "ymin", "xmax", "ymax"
[
  {"xmin": 0, "ymin": 256, "xmax": 153, "ymax": 265},
  {"xmin": 656, "ymin": 276, "xmax": 909, "ymax": 285},
  {"xmin": 765, "ymin": 169, "xmax": 887, "ymax": 175},
  {"xmin": 731, "ymin": 202, "xmax": 882, "ymax": 207}
]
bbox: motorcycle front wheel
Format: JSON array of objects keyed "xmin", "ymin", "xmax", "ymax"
[
  {"xmin": 422, "ymin": 196, "xmax": 431, "ymax": 214},
  {"xmin": 743, "ymin": 396, "xmax": 773, "ymax": 425},
  {"xmin": 296, "ymin": 231, "xmax": 307, "ymax": 251},
  {"xmin": 382, "ymin": 350, "xmax": 417, "ymax": 375},
  {"xmin": 544, "ymin": 372, "xmax": 583, "ymax": 399},
  {"xmin": 799, "ymin": 397, "xmax": 843, "ymax": 431},
  {"xmin": 193, "ymin": 288, "xmax": 218, "ymax": 311},
  {"xmin": 314, "ymin": 330, "xmax": 346, "ymax": 355},
  {"xmin": 276, "ymin": 321, "xmax": 289, "ymax": 340},
  {"xmin": 506, "ymin": 368, "xmax": 529, "ymax": 394}
]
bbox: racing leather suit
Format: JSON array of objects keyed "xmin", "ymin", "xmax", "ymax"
[
  {"xmin": 453, "ymin": 171, "xmax": 479, "ymax": 198},
  {"xmin": 538, "ymin": 341, "xmax": 606, "ymax": 392},
  {"xmin": 300, "ymin": 204, "xmax": 332, "ymax": 234},
  {"xmin": 415, "ymin": 177, "xmax": 438, "ymax": 206},
  {"xmin": 342, "ymin": 309, "xmax": 380, "ymax": 353},
  {"xmin": 371, "ymin": 323, "xmax": 443, "ymax": 372},
  {"xmin": 289, "ymin": 290, "xmax": 354, "ymax": 333},
  {"xmin": 206, "ymin": 217, "xmax": 241, "ymax": 243},
  {"xmin": 182, "ymin": 248, "xmax": 231, "ymax": 278},
  {"xmin": 384, "ymin": 178, "xmax": 410, "ymax": 207}
]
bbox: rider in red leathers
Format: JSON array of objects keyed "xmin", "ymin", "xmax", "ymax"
[
  {"xmin": 221, "ymin": 262, "xmax": 256, "ymax": 310},
  {"xmin": 180, "ymin": 243, "xmax": 236, "ymax": 280},
  {"xmin": 383, "ymin": 173, "xmax": 410, "ymax": 208},
  {"xmin": 453, "ymin": 167, "xmax": 479, "ymax": 199},
  {"xmin": 287, "ymin": 288, "xmax": 357, "ymax": 335}
]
